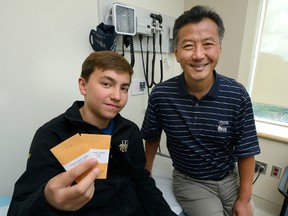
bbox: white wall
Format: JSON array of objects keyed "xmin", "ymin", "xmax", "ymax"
[
  {"xmin": 0, "ymin": 0, "xmax": 184, "ymax": 196},
  {"xmin": 238, "ymin": 0, "xmax": 262, "ymax": 89},
  {"xmin": 253, "ymin": 138, "xmax": 286, "ymax": 215}
]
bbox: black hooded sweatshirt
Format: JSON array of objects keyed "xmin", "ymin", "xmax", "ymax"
[{"xmin": 8, "ymin": 101, "xmax": 177, "ymax": 216}]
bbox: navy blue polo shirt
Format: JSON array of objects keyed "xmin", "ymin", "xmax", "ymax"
[{"xmin": 141, "ymin": 71, "xmax": 260, "ymax": 180}]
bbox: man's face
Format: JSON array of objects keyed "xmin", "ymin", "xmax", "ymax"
[
  {"xmin": 174, "ymin": 18, "xmax": 222, "ymax": 83},
  {"xmin": 79, "ymin": 69, "xmax": 130, "ymax": 127}
]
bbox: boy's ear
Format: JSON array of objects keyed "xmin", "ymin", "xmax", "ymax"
[{"xmin": 78, "ymin": 77, "xmax": 87, "ymax": 96}]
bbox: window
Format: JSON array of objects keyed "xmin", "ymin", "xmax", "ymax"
[{"xmin": 250, "ymin": 0, "xmax": 288, "ymax": 127}]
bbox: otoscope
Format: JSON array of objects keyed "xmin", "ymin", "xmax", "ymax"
[{"xmin": 149, "ymin": 13, "xmax": 163, "ymax": 86}]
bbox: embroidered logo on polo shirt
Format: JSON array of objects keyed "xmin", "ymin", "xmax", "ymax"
[
  {"xmin": 119, "ymin": 140, "xmax": 128, "ymax": 152},
  {"xmin": 217, "ymin": 121, "xmax": 228, "ymax": 132}
]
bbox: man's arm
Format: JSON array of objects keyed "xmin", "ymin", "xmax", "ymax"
[
  {"xmin": 144, "ymin": 138, "xmax": 161, "ymax": 174},
  {"xmin": 233, "ymin": 156, "xmax": 255, "ymax": 216}
]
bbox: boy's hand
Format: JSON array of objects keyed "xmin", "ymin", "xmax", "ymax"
[{"xmin": 44, "ymin": 158, "xmax": 100, "ymax": 211}]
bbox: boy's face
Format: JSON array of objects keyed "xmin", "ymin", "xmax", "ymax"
[{"xmin": 79, "ymin": 69, "xmax": 131, "ymax": 128}]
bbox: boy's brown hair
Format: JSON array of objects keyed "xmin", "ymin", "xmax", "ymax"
[{"xmin": 81, "ymin": 51, "xmax": 133, "ymax": 81}]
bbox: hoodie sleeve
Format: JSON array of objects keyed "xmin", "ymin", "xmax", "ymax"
[{"xmin": 7, "ymin": 128, "xmax": 75, "ymax": 216}]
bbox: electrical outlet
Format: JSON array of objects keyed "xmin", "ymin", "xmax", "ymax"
[
  {"xmin": 255, "ymin": 161, "xmax": 268, "ymax": 175},
  {"xmin": 270, "ymin": 165, "xmax": 282, "ymax": 178}
]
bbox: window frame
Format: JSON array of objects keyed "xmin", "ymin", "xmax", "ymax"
[{"xmin": 248, "ymin": 0, "xmax": 288, "ymax": 130}]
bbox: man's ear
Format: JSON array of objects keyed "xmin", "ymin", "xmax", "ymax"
[
  {"xmin": 174, "ymin": 48, "xmax": 180, "ymax": 63},
  {"xmin": 78, "ymin": 77, "xmax": 87, "ymax": 96}
]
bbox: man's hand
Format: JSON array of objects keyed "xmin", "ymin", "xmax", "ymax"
[
  {"xmin": 232, "ymin": 198, "xmax": 253, "ymax": 216},
  {"xmin": 44, "ymin": 158, "xmax": 100, "ymax": 211}
]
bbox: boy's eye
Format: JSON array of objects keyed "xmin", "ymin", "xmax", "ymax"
[
  {"xmin": 121, "ymin": 86, "xmax": 129, "ymax": 92},
  {"xmin": 102, "ymin": 82, "xmax": 111, "ymax": 87}
]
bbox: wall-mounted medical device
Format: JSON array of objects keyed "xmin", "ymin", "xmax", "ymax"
[
  {"xmin": 98, "ymin": 0, "xmax": 175, "ymax": 53},
  {"xmin": 97, "ymin": 0, "xmax": 176, "ymax": 93},
  {"xmin": 112, "ymin": 3, "xmax": 136, "ymax": 36}
]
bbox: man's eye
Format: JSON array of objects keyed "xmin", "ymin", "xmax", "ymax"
[
  {"xmin": 203, "ymin": 43, "xmax": 214, "ymax": 49},
  {"xmin": 183, "ymin": 44, "xmax": 193, "ymax": 49}
]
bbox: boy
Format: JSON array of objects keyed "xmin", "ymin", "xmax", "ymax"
[{"xmin": 8, "ymin": 51, "xmax": 177, "ymax": 216}]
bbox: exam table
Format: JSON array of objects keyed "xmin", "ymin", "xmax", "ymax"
[
  {"xmin": 0, "ymin": 196, "xmax": 10, "ymax": 216},
  {"xmin": 152, "ymin": 153, "xmax": 185, "ymax": 216}
]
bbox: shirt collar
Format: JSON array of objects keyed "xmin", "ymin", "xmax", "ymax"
[{"xmin": 177, "ymin": 70, "xmax": 220, "ymax": 99}]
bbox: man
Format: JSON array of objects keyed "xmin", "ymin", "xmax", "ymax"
[
  {"xmin": 141, "ymin": 5, "xmax": 260, "ymax": 216},
  {"xmin": 8, "ymin": 51, "xmax": 177, "ymax": 216}
]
